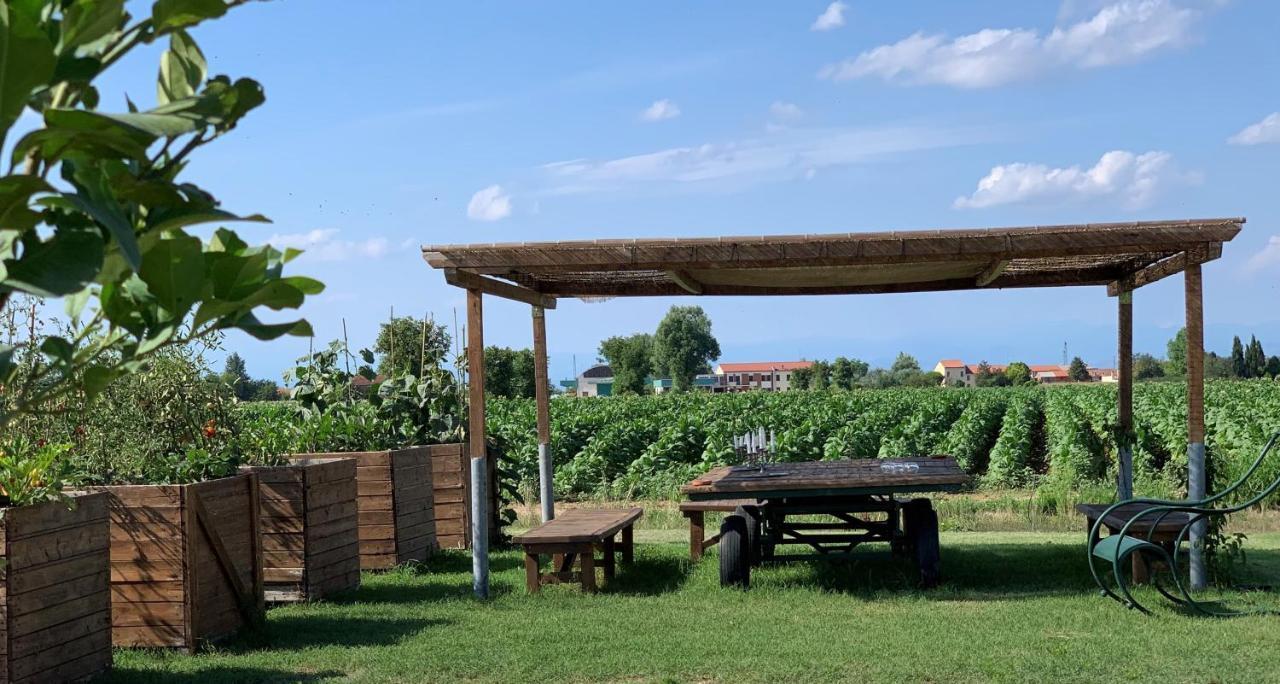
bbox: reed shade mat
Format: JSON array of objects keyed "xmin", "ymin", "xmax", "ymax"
[
  {"xmin": 422, "ymin": 219, "xmax": 1242, "ymax": 298},
  {"xmin": 682, "ymin": 458, "xmax": 969, "ymax": 500}
]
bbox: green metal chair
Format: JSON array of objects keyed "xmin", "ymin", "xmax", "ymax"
[{"xmin": 1087, "ymin": 431, "xmax": 1280, "ymax": 616}]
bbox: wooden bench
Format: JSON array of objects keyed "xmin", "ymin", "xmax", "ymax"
[
  {"xmin": 1077, "ymin": 503, "xmax": 1193, "ymax": 583},
  {"xmin": 680, "ymin": 500, "xmax": 759, "ymax": 561},
  {"xmin": 514, "ymin": 508, "xmax": 643, "ymax": 593}
]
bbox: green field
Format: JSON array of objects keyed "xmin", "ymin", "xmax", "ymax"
[
  {"xmin": 486, "ymin": 380, "xmax": 1280, "ymax": 502},
  {"xmin": 112, "ymin": 515, "xmax": 1280, "ymax": 683}
]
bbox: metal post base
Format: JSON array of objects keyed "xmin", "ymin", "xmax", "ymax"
[
  {"xmin": 538, "ymin": 443, "xmax": 554, "ymax": 523},
  {"xmin": 471, "ymin": 456, "xmax": 489, "ymax": 598}
]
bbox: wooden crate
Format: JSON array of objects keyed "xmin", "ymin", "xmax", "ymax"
[
  {"xmin": 0, "ymin": 492, "xmax": 112, "ymax": 683},
  {"xmin": 241, "ymin": 458, "xmax": 360, "ymax": 602},
  {"xmin": 295, "ymin": 445, "xmax": 459, "ymax": 569},
  {"xmin": 429, "ymin": 442, "xmax": 470, "ymax": 549},
  {"xmin": 89, "ymin": 474, "xmax": 264, "ymax": 652}
]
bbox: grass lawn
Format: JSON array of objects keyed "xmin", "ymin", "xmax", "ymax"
[{"xmin": 110, "ymin": 524, "xmax": 1280, "ymax": 683}]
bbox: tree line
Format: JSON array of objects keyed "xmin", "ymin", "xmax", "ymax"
[{"xmin": 598, "ymin": 306, "xmax": 722, "ymax": 394}]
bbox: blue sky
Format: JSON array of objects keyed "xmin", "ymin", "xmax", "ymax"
[{"xmin": 85, "ymin": 1, "xmax": 1280, "ymax": 382}]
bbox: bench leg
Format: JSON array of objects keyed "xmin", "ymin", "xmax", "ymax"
[
  {"xmin": 622, "ymin": 524, "xmax": 634, "ymax": 564},
  {"xmin": 581, "ymin": 547, "xmax": 597, "ymax": 593},
  {"xmin": 687, "ymin": 512, "xmax": 705, "ymax": 561},
  {"xmin": 602, "ymin": 536, "xmax": 616, "ymax": 583},
  {"xmin": 525, "ymin": 552, "xmax": 541, "ymax": 594}
]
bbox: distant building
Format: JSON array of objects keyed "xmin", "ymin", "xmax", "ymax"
[
  {"xmin": 713, "ymin": 361, "xmax": 813, "ymax": 392},
  {"xmin": 575, "ymin": 364, "xmax": 614, "ymax": 397},
  {"xmin": 652, "ymin": 375, "xmax": 720, "ymax": 393},
  {"xmin": 933, "ymin": 360, "xmax": 1118, "ymax": 386}
]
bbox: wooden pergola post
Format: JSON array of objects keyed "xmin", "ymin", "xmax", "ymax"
[
  {"xmin": 1117, "ymin": 291, "xmax": 1134, "ymax": 500},
  {"xmin": 466, "ymin": 288, "xmax": 489, "ymax": 598},
  {"xmin": 1185, "ymin": 263, "xmax": 1207, "ymax": 590},
  {"xmin": 532, "ymin": 306, "xmax": 555, "ymax": 523}
]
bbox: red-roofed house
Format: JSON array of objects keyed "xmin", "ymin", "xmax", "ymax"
[
  {"xmin": 713, "ymin": 361, "xmax": 813, "ymax": 392},
  {"xmin": 932, "ymin": 359, "xmax": 974, "ymax": 387}
]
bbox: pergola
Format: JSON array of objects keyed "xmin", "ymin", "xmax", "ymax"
[{"xmin": 424, "ymin": 217, "xmax": 1244, "ymax": 598}]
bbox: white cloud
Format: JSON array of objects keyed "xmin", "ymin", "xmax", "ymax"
[
  {"xmin": 811, "ymin": 2, "xmax": 848, "ymax": 31},
  {"xmin": 769, "ymin": 101, "xmax": 804, "ymax": 121},
  {"xmin": 267, "ymin": 228, "xmax": 390, "ymax": 261},
  {"xmin": 640, "ymin": 99, "xmax": 681, "ymax": 122},
  {"xmin": 819, "ymin": 0, "xmax": 1196, "ymax": 88},
  {"xmin": 954, "ymin": 150, "xmax": 1195, "ymax": 209},
  {"xmin": 467, "ymin": 185, "xmax": 512, "ymax": 221},
  {"xmin": 540, "ymin": 123, "xmax": 985, "ymax": 193},
  {"xmin": 1228, "ymin": 113, "xmax": 1280, "ymax": 146},
  {"xmin": 1245, "ymin": 236, "xmax": 1280, "ymax": 274}
]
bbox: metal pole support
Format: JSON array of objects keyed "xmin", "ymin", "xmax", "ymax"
[
  {"xmin": 538, "ymin": 443, "xmax": 554, "ymax": 522},
  {"xmin": 470, "ymin": 456, "xmax": 489, "ymax": 598},
  {"xmin": 1188, "ymin": 441, "xmax": 1207, "ymax": 590}
]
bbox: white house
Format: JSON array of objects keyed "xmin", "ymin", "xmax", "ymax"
[{"xmin": 713, "ymin": 361, "xmax": 813, "ymax": 392}]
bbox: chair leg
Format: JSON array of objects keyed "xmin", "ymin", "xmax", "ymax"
[
  {"xmin": 525, "ymin": 552, "xmax": 541, "ymax": 594},
  {"xmin": 580, "ymin": 547, "xmax": 597, "ymax": 593},
  {"xmin": 622, "ymin": 524, "xmax": 634, "ymax": 564},
  {"xmin": 687, "ymin": 512, "xmax": 704, "ymax": 561}
]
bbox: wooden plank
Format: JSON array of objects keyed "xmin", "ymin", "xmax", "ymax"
[
  {"xmin": 975, "ymin": 259, "xmax": 1008, "ymax": 287},
  {"xmin": 1185, "ymin": 263, "xmax": 1205, "ymax": 444},
  {"xmin": 188, "ymin": 484, "xmax": 259, "ymax": 629},
  {"xmin": 7, "ymin": 607, "xmax": 108, "ymax": 661},
  {"xmin": 513, "ymin": 508, "xmax": 643, "ymax": 544},
  {"xmin": 1108, "ymin": 243, "xmax": 1222, "ymax": 296},
  {"xmin": 667, "ymin": 270, "xmax": 704, "ymax": 295},
  {"xmin": 681, "ymin": 457, "xmax": 969, "ymax": 497},
  {"xmin": 445, "ymin": 268, "xmax": 557, "ymax": 309}
]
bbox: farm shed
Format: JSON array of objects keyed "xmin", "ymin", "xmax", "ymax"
[{"xmin": 423, "ymin": 217, "xmax": 1244, "ymax": 597}]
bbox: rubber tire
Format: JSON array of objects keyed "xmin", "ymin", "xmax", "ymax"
[
  {"xmin": 736, "ymin": 505, "xmax": 762, "ymax": 566},
  {"xmin": 899, "ymin": 498, "xmax": 931, "ymax": 556},
  {"xmin": 914, "ymin": 507, "xmax": 941, "ymax": 589},
  {"xmin": 719, "ymin": 514, "xmax": 751, "ymax": 589}
]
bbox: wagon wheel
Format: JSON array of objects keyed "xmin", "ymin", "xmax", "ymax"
[
  {"xmin": 719, "ymin": 513, "xmax": 751, "ymax": 589},
  {"xmin": 913, "ymin": 505, "xmax": 941, "ymax": 589},
  {"xmin": 736, "ymin": 505, "xmax": 762, "ymax": 566}
]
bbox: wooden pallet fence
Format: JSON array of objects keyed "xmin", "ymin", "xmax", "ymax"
[
  {"xmin": 0, "ymin": 492, "xmax": 112, "ymax": 683},
  {"xmin": 241, "ymin": 458, "xmax": 360, "ymax": 602},
  {"xmin": 294, "ymin": 444, "xmax": 455, "ymax": 569},
  {"xmin": 429, "ymin": 442, "xmax": 469, "ymax": 549},
  {"xmin": 88, "ymin": 474, "xmax": 264, "ymax": 652}
]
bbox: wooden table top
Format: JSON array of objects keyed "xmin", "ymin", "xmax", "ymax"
[
  {"xmin": 1076, "ymin": 503, "xmax": 1195, "ymax": 534},
  {"xmin": 681, "ymin": 457, "xmax": 969, "ymax": 500},
  {"xmin": 513, "ymin": 507, "xmax": 643, "ymax": 545}
]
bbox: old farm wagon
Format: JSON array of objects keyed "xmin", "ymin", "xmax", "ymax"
[{"xmin": 423, "ymin": 218, "xmax": 1243, "ymax": 596}]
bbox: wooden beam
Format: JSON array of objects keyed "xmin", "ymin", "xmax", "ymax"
[
  {"xmin": 1117, "ymin": 291, "xmax": 1134, "ymax": 500},
  {"xmin": 975, "ymin": 260, "xmax": 1009, "ymax": 287},
  {"xmin": 532, "ymin": 306, "xmax": 554, "ymax": 523},
  {"xmin": 445, "ymin": 269, "xmax": 557, "ymax": 309},
  {"xmin": 1184, "ymin": 262, "xmax": 1207, "ymax": 590},
  {"xmin": 1107, "ymin": 243, "xmax": 1222, "ymax": 296},
  {"xmin": 667, "ymin": 270, "xmax": 704, "ymax": 295},
  {"xmin": 466, "ymin": 288, "xmax": 489, "ymax": 598}
]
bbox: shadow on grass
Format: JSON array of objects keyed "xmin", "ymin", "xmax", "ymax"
[
  {"xmin": 233, "ymin": 616, "xmax": 449, "ymax": 652},
  {"xmin": 107, "ymin": 666, "xmax": 344, "ymax": 683},
  {"xmin": 602, "ymin": 554, "xmax": 693, "ymax": 596}
]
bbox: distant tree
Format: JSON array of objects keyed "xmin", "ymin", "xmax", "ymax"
[
  {"xmin": 1166, "ymin": 328, "xmax": 1187, "ymax": 376},
  {"xmin": 811, "ymin": 360, "xmax": 832, "ymax": 390},
  {"xmin": 831, "ymin": 357, "xmax": 863, "ymax": 389},
  {"xmin": 1267, "ymin": 355, "xmax": 1280, "ymax": 379},
  {"xmin": 1247, "ymin": 336, "xmax": 1267, "ymax": 379},
  {"xmin": 903, "ymin": 371, "xmax": 944, "ymax": 388},
  {"xmin": 653, "ymin": 306, "xmax": 721, "ymax": 391},
  {"xmin": 974, "ymin": 361, "xmax": 1010, "ymax": 387},
  {"xmin": 891, "ymin": 353, "xmax": 921, "ymax": 373},
  {"xmin": 1205, "ymin": 352, "xmax": 1234, "ymax": 379},
  {"xmin": 1231, "ymin": 336, "xmax": 1247, "ymax": 378},
  {"xmin": 224, "ymin": 353, "xmax": 249, "ymax": 387},
  {"xmin": 1068, "ymin": 356, "xmax": 1091, "ymax": 382},
  {"xmin": 790, "ymin": 365, "xmax": 813, "ymax": 390},
  {"xmin": 220, "ymin": 353, "xmax": 280, "ymax": 401},
  {"xmin": 857, "ymin": 368, "xmax": 895, "ymax": 389},
  {"xmin": 1005, "ymin": 361, "xmax": 1033, "ymax": 386},
  {"xmin": 484, "ymin": 346, "xmax": 538, "ymax": 398},
  {"xmin": 599, "ymin": 333, "xmax": 654, "ymax": 395},
  {"xmin": 375, "ymin": 316, "xmax": 452, "ymax": 377},
  {"xmin": 1133, "ymin": 353, "xmax": 1165, "ymax": 380}
]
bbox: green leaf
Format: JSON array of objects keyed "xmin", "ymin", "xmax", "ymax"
[
  {"xmin": 81, "ymin": 365, "xmax": 117, "ymax": 398},
  {"xmin": 158, "ymin": 29, "xmax": 205, "ymax": 105},
  {"xmin": 59, "ymin": 0, "xmax": 125, "ymax": 53},
  {"xmin": 151, "ymin": 0, "xmax": 227, "ymax": 31},
  {"xmin": 64, "ymin": 287, "xmax": 90, "ymax": 321},
  {"xmin": 39, "ymin": 336, "xmax": 74, "ymax": 365},
  {"xmin": 0, "ymin": 175, "xmax": 52, "ymax": 232},
  {"xmin": 0, "ymin": 2, "xmax": 57, "ymax": 140},
  {"xmin": 138, "ymin": 234, "xmax": 203, "ymax": 317},
  {"xmin": 2, "ymin": 226, "xmax": 103, "ymax": 297},
  {"xmin": 63, "ymin": 157, "xmax": 142, "ymax": 269},
  {"xmin": 148, "ymin": 207, "xmax": 267, "ymax": 233},
  {"xmin": 11, "ymin": 108, "xmax": 154, "ymax": 166},
  {"xmin": 235, "ymin": 313, "xmax": 313, "ymax": 340}
]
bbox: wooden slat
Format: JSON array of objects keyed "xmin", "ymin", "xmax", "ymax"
[
  {"xmin": 513, "ymin": 508, "xmax": 642, "ymax": 545},
  {"xmin": 681, "ymin": 457, "xmax": 968, "ymax": 497}
]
